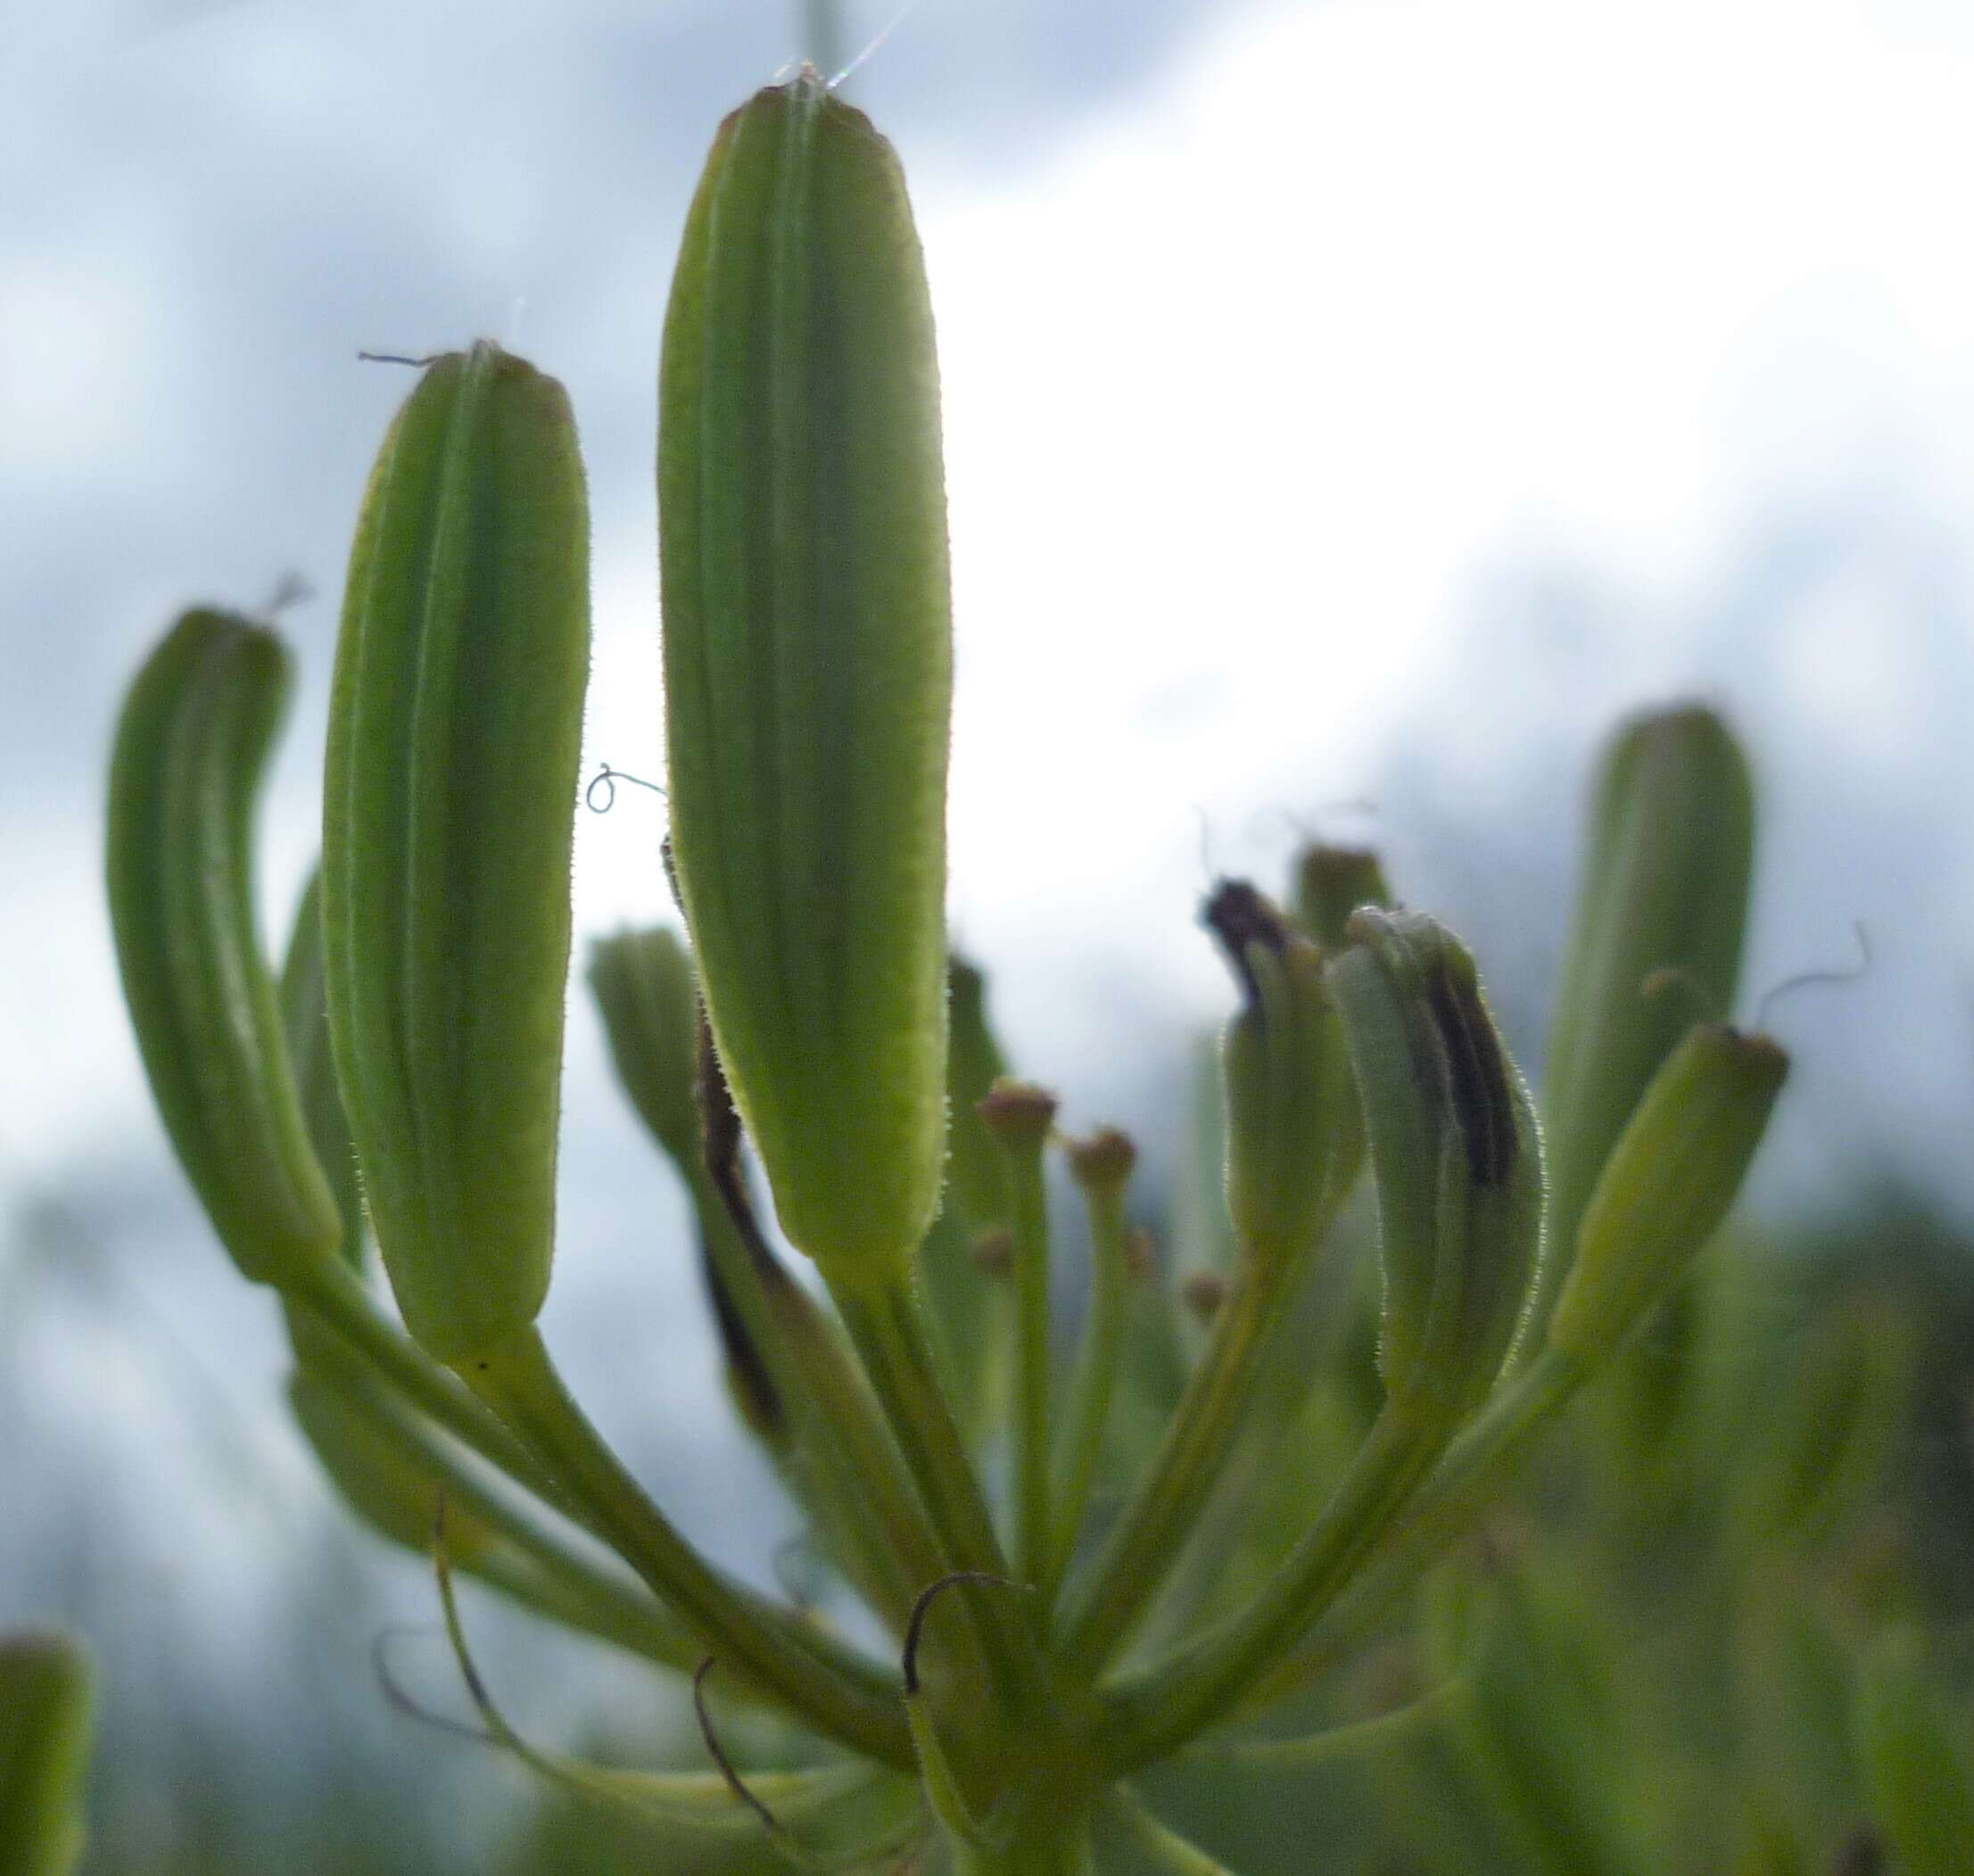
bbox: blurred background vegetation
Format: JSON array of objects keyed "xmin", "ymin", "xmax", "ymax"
[{"xmin": 10, "ymin": 0, "xmax": 1974, "ymax": 1869}]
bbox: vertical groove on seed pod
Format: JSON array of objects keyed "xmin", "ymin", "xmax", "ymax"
[
  {"xmin": 324, "ymin": 343, "xmax": 591, "ymax": 1365},
  {"xmin": 661, "ymin": 77, "xmax": 953, "ymax": 1277}
]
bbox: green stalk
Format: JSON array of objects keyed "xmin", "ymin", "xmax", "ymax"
[
  {"xmin": 1006, "ymin": 1132, "xmax": 1053, "ymax": 1591},
  {"xmin": 1096, "ymin": 1405, "xmax": 1441, "ymax": 1771},
  {"xmin": 470, "ymin": 1325, "xmax": 913, "ymax": 1768},
  {"xmin": 1047, "ymin": 1169, "xmax": 1131, "ymax": 1603},
  {"xmin": 829, "ymin": 1270, "xmax": 1040, "ymax": 1698},
  {"xmin": 287, "ymin": 1256, "xmax": 576, "ymax": 1523},
  {"xmin": 1099, "ymin": 1789, "xmax": 1237, "ymax": 1874},
  {"xmin": 1055, "ymin": 1258, "xmax": 1287, "ymax": 1678},
  {"xmin": 300, "ymin": 1359, "xmax": 703, "ymax": 1679},
  {"xmin": 1214, "ymin": 1350, "xmax": 1590, "ymax": 1725}
]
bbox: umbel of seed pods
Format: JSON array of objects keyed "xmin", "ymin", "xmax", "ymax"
[{"xmin": 103, "ymin": 68, "xmax": 1790, "ymax": 1873}]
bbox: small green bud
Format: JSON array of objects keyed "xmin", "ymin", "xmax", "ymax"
[
  {"xmin": 1326, "ymin": 909, "xmax": 1545, "ymax": 1421},
  {"xmin": 1207, "ymin": 881, "xmax": 1363, "ymax": 1272},
  {"xmin": 1066, "ymin": 1127, "xmax": 1137, "ymax": 1199},
  {"xmin": 322, "ymin": 342, "xmax": 591, "ymax": 1367},
  {"xmin": 976, "ymin": 1078, "xmax": 1059, "ymax": 1151},
  {"xmin": 1548, "ymin": 1025, "xmax": 1786, "ymax": 1367},
  {"xmin": 288, "ymin": 1371, "xmax": 497, "ymax": 1566},
  {"xmin": 106, "ymin": 611, "xmax": 342, "ymax": 1285},
  {"xmin": 0, "ymin": 1629, "xmax": 95, "ymax": 1876},
  {"xmin": 659, "ymin": 75, "xmax": 953, "ymax": 1285},
  {"xmin": 1293, "ymin": 843, "xmax": 1391, "ymax": 950},
  {"xmin": 1538, "ymin": 705, "xmax": 1755, "ymax": 1326}
]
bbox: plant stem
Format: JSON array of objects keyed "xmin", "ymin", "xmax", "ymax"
[
  {"xmin": 288, "ymin": 1257, "xmax": 576, "ymax": 1522},
  {"xmin": 1096, "ymin": 1404, "xmax": 1441, "ymax": 1772},
  {"xmin": 1046, "ymin": 1177, "xmax": 1130, "ymax": 1605},
  {"xmin": 1005, "ymin": 1129, "xmax": 1054, "ymax": 1594},
  {"xmin": 1186, "ymin": 1350, "xmax": 1590, "ymax": 1731},
  {"xmin": 309, "ymin": 1359, "xmax": 703, "ymax": 1677},
  {"xmin": 470, "ymin": 1325, "xmax": 913, "ymax": 1769},
  {"xmin": 1055, "ymin": 1258, "xmax": 1286, "ymax": 1678},
  {"xmin": 829, "ymin": 1269, "xmax": 1042, "ymax": 1700},
  {"xmin": 1100, "ymin": 1788, "xmax": 1240, "ymax": 1873}
]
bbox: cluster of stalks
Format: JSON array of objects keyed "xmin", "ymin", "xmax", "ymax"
[{"xmin": 93, "ymin": 70, "xmax": 1806, "ymax": 1876}]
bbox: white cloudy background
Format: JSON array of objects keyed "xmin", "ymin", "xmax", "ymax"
[{"xmin": 4, "ymin": 0, "xmax": 1974, "ymax": 1861}]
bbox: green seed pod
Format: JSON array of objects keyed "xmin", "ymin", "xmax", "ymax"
[
  {"xmin": 1536, "ymin": 706, "xmax": 1755, "ymax": 1329},
  {"xmin": 288, "ymin": 1371, "xmax": 497, "ymax": 1567},
  {"xmin": 1548, "ymin": 1025, "xmax": 1786, "ymax": 1368},
  {"xmin": 1327, "ymin": 909, "xmax": 1545, "ymax": 1422},
  {"xmin": 587, "ymin": 926, "xmax": 703, "ymax": 1173},
  {"xmin": 659, "ymin": 73, "xmax": 953, "ymax": 1285},
  {"xmin": 1208, "ymin": 882, "xmax": 1363, "ymax": 1275},
  {"xmin": 1856, "ymin": 1636, "xmax": 1974, "ymax": 1876},
  {"xmin": 1293, "ymin": 844, "xmax": 1391, "ymax": 951},
  {"xmin": 106, "ymin": 611, "xmax": 341, "ymax": 1286},
  {"xmin": 0, "ymin": 1629, "xmax": 95, "ymax": 1876},
  {"xmin": 322, "ymin": 342, "xmax": 591, "ymax": 1367}
]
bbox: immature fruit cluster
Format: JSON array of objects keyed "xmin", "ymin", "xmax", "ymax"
[{"xmin": 101, "ymin": 70, "xmax": 1813, "ymax": 1876}]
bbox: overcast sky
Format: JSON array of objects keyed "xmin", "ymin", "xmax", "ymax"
[{"xmin": 6, "ymin": 0, "xmax": 1974, "ymax": 1763}]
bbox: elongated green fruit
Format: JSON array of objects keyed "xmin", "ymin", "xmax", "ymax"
[
  {"xmin": 659, "ymin": 73, "xmax": 952, "ymax": 1283},
  {"xmin": 1548, "ymin": 1024, "xmax": 1785, "ymax": 1367},
  {"xmin": 107, "ymin": 612, "xmax": 341, "ymax": 1285},
  {"xmin": 1327, "ymin": 909, "xmax": 1545, "ymax": 1422},
  {"xmin": 587, "ymin": 926, "xmax": 703, "ymax": 1172},
  {"xmin": 1536, "ymin": 706, "xmax": 1754, "ymax": 1327},
  {"xmin": 1208, "ymin": 882, "xmax": 1362, "ymax": 1271},
  {"xmin": 0, "ymin": 1630, "xmax": 94, "ymax": 1876},
  {"xmin": 323, "ymin": 343, "xmax": 591, "ymax": 1366}
]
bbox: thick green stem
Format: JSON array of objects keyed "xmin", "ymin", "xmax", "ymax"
[
  {"xmin": 1046, "ymin": 1178, "xmax": 1129, "ymax": 1606},
  {"xmin": 469, "ymin": 1325, "xmax": 912, "ymax": 1768},
  {"xmin": 829, "ymin": 1270, "xmax": 1041, "ymax": 1699},
  {"xmin": 1056, "ymin": 1259, "xmax": 1286, "ymax": 1677},
  {"xmin": 1097, "ymin": 1404, "xmax": 1441, "ymax": 1772}
]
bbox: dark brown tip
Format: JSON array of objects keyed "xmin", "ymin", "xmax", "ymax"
[{"xmin": 1204, "ymin": 880, "xmax": 1292, "ymax": 1011}]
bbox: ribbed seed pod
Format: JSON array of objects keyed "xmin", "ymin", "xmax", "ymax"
[
  {"xmin": 1537, "ymin": 706, "xmax": 1755, "ymax": 1326},
  {"xmin": 1207, "ymin": 882, "xmax": 1362, "ymax": 1272},
  {"xmin": 587, "ymin": 926, "xmax": 703, "ymax": 1172},
  {"xmin": 659, "ymin": 73, "xmax": 952, "ymax": 1285},
  {"xmin": 1548, "ymin": 1024, "xmax": 1786, "ymax": 1368},
  {"xmin": 1326, "ymin": 909, "xmax": 1545, "ymax": 1422},
  {"xmin": 0, "ymin": 1630, "xmax": 95, "ymax": 1876},
  {"xmin": 323, "ymin": 342, "xmax": 591, "ymax": 1366},
  {"xmin": 106, "ymin": 611, "xmax": 341, "ymax": 1285}
]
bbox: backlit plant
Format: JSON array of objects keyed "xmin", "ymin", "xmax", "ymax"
[{"xmin": 106, "ymin": 70, "xmax": 1816, "ymax": 1874}]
